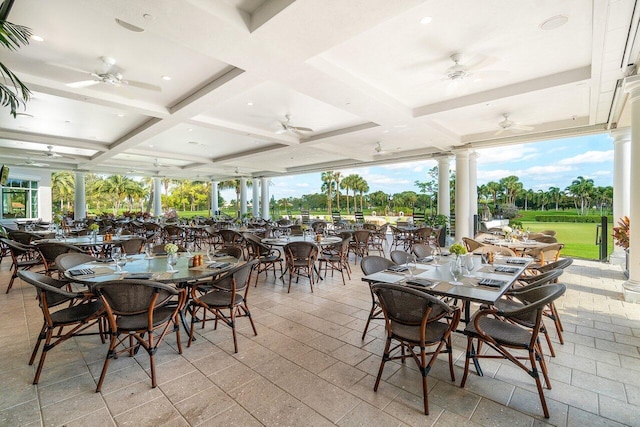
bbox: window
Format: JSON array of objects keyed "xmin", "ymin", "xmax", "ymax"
[{"xmin": 1, "ymin": 178, "xmax": 38, "ymax": 219}]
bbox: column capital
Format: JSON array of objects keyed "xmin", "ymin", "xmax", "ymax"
[
  {"xmin": 610, "ymin": 127, "xmax": 631, "ymax": 144},
  {"xmin": 469, "ymin": 150, "xmax": 479, "ymax": 160},
  {"xmin": 623, "ymin": 75, "xmax": 640, "ymax": 101},
  {"xmin": 452, "ymin": 147, "xmax": 470, "ymax": 157}
]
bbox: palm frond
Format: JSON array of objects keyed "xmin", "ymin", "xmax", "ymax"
[{"xmin": 0, "ymin": 19, "xmax": 32, "ymax": 117}]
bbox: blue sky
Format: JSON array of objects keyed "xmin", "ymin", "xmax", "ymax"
[{"xmin": 221, "ymin": 133, "xmax": 613, "ymax": 202}]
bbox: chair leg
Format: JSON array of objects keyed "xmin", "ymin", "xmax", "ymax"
[
  {"xmin": 420, "ymin": 346, "xmax": 429, "ymax": 415},
  {"xmin": 243, "ymin": 303, "xmax": 258, "ymax": 336},
  {"xmin": 96, "ymin": 334, "xmax": 118, "ymax": 392},
  {"xmin": 460, "ymin": 337, "xmax": 474, "ymax": 387},
  {"xmin": 529, "ymin": 346, "xmax": 550, "ymax": 418},
  {"xmin": 541, "ymin": 324, "xmax": 556, "ymax": 357},
  {"xmin": 230, "ymin": 308, "xmax": 238, "ymax": 353},
  {"xmin": 32, "ymin": 328, "xmax": 54, "ymax": 384},
  {"xmin": 29, "ymin": 324, "xmax": 47, "ymax": 365},
  {"xmin": 6, "ymin": 269, "xmax": 18, "ymax": 293},
  {"xmin": 374, "ymin": 336, "xmax": 392, "ymax": 392}
]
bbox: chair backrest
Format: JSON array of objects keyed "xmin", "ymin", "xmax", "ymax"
[
  {"xmin": 289, "ymin": 225, "xmax": 303, "ymax": 236},
  {"xmin": 352, "ymin": 229, "xmax": 371, "ymax": 244},
  {"xmin": 539, "ymin": 230, "xmax": 557, "ymax": 237},
  {"xmin": 332, "ymin": 211, "xmax": 342, "ymax": 223},
  {"xmin": 219, "ymin": 229, "xmax": 242, "ymax": 245},
  {"xmin": 412, "ymin": 211, "xmax": 425, "ymax": 225},
  {"xmin": 360, "ymin": 255, "xmax": 395, "ymax": 275},
  {"xmin": 301, "ymin": 209, "xmax": 310, "ymax": 224},
  {"xmin": 538, "ymin": 257, "xmax": 573, "ymax": 273},
  {"xmin": 206, "ymin": 260, "xmax": 257, "ymax": 293},
  {"xmin": 219, "ymin": 245, "xmax": 244, "ymax": 260},
  {"xmin": 372, "ymin": 283, "xmax": 456, "ymax": 330},
  {"xmin": 18, "ymin": 270, "xmax": 81, "ymax": 309},
  {"xmin": 390, "ymin": 250, "xmax": 411, "ymax": 265},
  {"xmin": 284, "ymin": 241, "xmax": 318, "ymax": 263},
  {"xmin": 538, "ymin": 243, "xmax": 564, "ymax": 264},
  {"xmin": 462, "ymin": 237, "xmax": 484, "ymax": 252},
  {"xmin": 55, "ymin": 253, "xmax": 97, "ymax": 271},
  {"xmin": 411, "ymin": 243, "xmax": 432, "ymax": 259},
  {"xmin": 524, "ymin": 268, "xmax": 564, "ymax": 287},
  {"xmin": 532, "ymin": 235, "xmax": 557, "ymax": 243},
  {"xmin": 503, "ymin": 284, "xmax": 566, "ymax": 322},
  {"xmin": 1, "ymin": 237, "xmax": 33, "ymax": 258},
  {"xmin": 8, "ymin": 230, "xmax": 39, "ymax": 245},
  {"xmin": 118, "ymin": 237, "xmax": 145, "ymax": 255},
  {"xmin": 354, "ymin": 211, "xmax": 364, "ymax": 223},
  {"xmin": 414, "ymin": 227, "xmax": 432, "ymax": 241},
  {"xmin": 473, "ymin": 245, "xmax": 516, "ymax": 257},
  {"xmin": 311, "ymin": 221, "xmax": 327, "ymax": 233},
  {"xmin": 93, "ymin": 279, "xmax": 180, "ymax": 316},
  {"xmin": 37, "ymin": 242, "xmax": 85, "ymax": 269},
  {"xmin": 164, "ymin": 225, "xmax": 184, "ymax": 237}
]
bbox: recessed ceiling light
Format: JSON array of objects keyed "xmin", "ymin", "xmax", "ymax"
[
  {"xmin": 116, "ymin": 113, "xmax": 125, "ymax": 117},
  {"xmin": 247, "ymin": 102, "xmax": 254, "ymax": 106},
  {"xmin": 188, "ymin": 141, "xmax": 200, "ymax": 145},
  {"xmin": 30, "ymin": 35, "xmax": 44, "ymax": 42},
  {"xmin": 161, "ymin": 75, "xmax": 171, "ymax": 81},
  {"xmin": 187, "ymin": 128, "xmax": 193, "ymax": 132},
  {"xmin": 64, "ymin": 120, "xmax": 72, "ymax": 123},
  {"xmin": 420, "ymin": 16, "xmax": 433, "ymax": 25},
  {"xmin": 539, "ymin": 15, "xmax": 568, "ymax": 31},
  {"xmin": 115, "ymin": 18, "xmax": 144, "ymax": 32},
  {"xmin": 148, "ymin": 144, "xmax": 154, "ymax": 147}
]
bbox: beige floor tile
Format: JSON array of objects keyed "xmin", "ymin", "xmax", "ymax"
[
  {"xmin": 566, "ymin": 407, "xmax": 627, "ymax": 427},
  {"xmin": 471, "ymin": 397, "xmax": 535, "ymax": 427},
  {"xmin": 337, "ymin": 401, "xmax": 403, "ymax": 426},
  {"xmin": 345, "ymin": 374, "xmax": 402, "ymax": 410},
  {"xmin": 598, "ymin": 395, "xmax": 640, "ymax": 426},
  {"xmin": 383, "ymin": 389, "xmax": 444, "ymax": 424},
  {"xmin": 114, "ymin": 396, "xmax": 188, "ymax": 427},
  {"xmin": 209, "ymin": 361, "xmax": 262, "ymax": 392},
  {"xmin": 0, "ymin": 399, "xmax": 42, "ymax": 426},
  {"xmin": 174, "ymin": 385, "xmax": 235, "ymax": 425},
  {"xmin": 41, "ymin": 390, "xmax": 106, "ymax": 427},
  {"xmin": 38, "ymin": 371, "xmax": 97, "ymax": 407},
  {"xmin": 318, "ymin": 360, "xmax": 367, "ymax": 388},
  {"xmin": 251, "ymin": 392, "xmax": 333, "ymax": 426},
  {"xmin": 200, "ymin": 402, "xmax": 262, "ymax": 426},
  {"xmin": 63, "ymin": 407, "xmax": 117, "ymax": 427},
  {"xmin": 160, "ymin": 370, "xmax": 216, "ymax": 404},
  {"xmin": 102, "ymin": 379, "xmax": 165, "ymax": 416},
  {"xmin": 508, "ymin": 386, "xmax": 569, "ymax": 427}
]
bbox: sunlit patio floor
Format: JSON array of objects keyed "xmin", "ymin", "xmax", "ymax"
[{"xmin": 0, "ymin": 251, "xmax": 638, "ymax": 427}]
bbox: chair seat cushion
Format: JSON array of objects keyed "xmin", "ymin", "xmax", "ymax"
[
  {"xmin": 464, "ymin": 315, "xmax": 532, "ymax": 348},
  {"xmin": 116, "ymin": 306, "xmax": 177, "ymax": 331},
  {"xmin": 199, "ymin": 290, "xmax": 244, "ymax": 308},
  {"xmin": 391, "ymin": 320, "xmax": 449, "ymax": 344},
  {"xmin": 51, "ymin": 300, "xmax": 104, "ymax": 325}
]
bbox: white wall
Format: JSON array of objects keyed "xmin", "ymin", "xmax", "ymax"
[{"xmin": 1, "ymin": 166, "xmax": 52, "ymax": 222}]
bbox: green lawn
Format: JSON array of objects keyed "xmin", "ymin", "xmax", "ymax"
[{"xmin": 520, "ymin": 221, "xmax": 613, "ymax": 260}]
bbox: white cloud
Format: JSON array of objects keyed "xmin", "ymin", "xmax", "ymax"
[
  {"xmin": 524, "ymin": 165, "xmax": 574, "ymax": 174},
  {"xmin": 477, "ymin": 169, "xmax": 517, "ymax": 182},
  {"xmin": 476, "ymin": 144, "xmax": 538, "ymax": 164},
  {"xmin": 381, "ymin": 159, "xmax": 435, "ymax": 170},
  {"xmin": 295, "ymin": 182, "xmax": 310, "ymax": 188},
  {"xmin": 558, "ymin": 150, "xmax": 613, "ymax": 165}
]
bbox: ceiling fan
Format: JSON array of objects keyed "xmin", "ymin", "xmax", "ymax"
[
  {"xmin": 64, "ymin": 56, "xmax": 161, "ymax": 91},
  {"xmin": 275, "ymin": 114, "xmax": 313, "ymax": 135},
  {"xmin": 21, "ymin": 158, "xmax": 50, "ymax": 167},
  {"xmin": 374, "ymin": 142, "xmax": 385, "ymax": 155},
  {"xmin": 43, "ymin": 145, "xmax": 63, "ymax": 158},
  {"xmin": 153, "ymin": 158, "xmax": 169, "ymax": 168},
  {"xmin": 495, "ymin": 113, "xmax": 534, "ymax": 136}
]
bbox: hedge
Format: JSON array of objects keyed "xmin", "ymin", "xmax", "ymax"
[{"xmin": 534, "ymin": 215, "xmax": 613, "ymax": 223}]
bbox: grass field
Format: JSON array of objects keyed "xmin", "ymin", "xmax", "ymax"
[{"xmin": 520, "ymin": 221, "xmax": 613, "ymax": 260}]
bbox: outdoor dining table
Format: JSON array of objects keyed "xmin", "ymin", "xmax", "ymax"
[
  {"xmin": 479, "ymin": 237, "xmax": 553, "ymax": 254},
  {"xmin": 362, "ymin": 254, "xmax": 531, "ymax": 375},
  {"xmin": 64, "ymin": 252, "xmax": 242, "ymax": 336},
  {"xmin": 34, "ymin": 234, "xmax": 139, "ymax": 258},
  {"xmin": 261, "ymin": 235, "xmax": 342, "ymax": 247}
]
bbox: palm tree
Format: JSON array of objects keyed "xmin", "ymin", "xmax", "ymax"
[
  {"xmin": 499, "ymin": 175, "xmax": 523, "ymax": 205},
  {"xmin": 219, "ymin": 179, "xmax": 239, "ymax": 214},
  {"xmin": 333, "ymin": 171, "xmax": 342, "ymax": 211},
  {"xmin": 341, "ymin": 174, "xmax": 360, "ymax": 213},
  {"xmin": 485, "ymin": 181, "xmax": 502, "ymax": 207},
  {"xmin": 92, "ymin": 175, "xmax": 144, "ymax": 214},
  {"xmin": 0, "ymin": 13, "xmax": 32, "ymax": 117},
  {"xmin": 548, "ymin": 186, "xmax": 562, "ymax": 211},
  {"xmin": 354, "ymin": 176, "xmax": 369, "ymax": 211},
  {"xmin": 321, "ymin": 171, "xmax": 335, "ymax": 214},
  {"xmin": 51, "ymin": 171, "xmax": 75, "ymax": 212},
  {"xmin": 566, "ymin": 176, "xmax": 594, "ymax": 215}
]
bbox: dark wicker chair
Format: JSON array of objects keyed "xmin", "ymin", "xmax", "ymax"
[
  {"xmin": 462, "ymin": 237, "xmax": 484, "ymax": 252},
  {"xmin": 36, "ymin": 242, "xmax": 86, "ymax": 278},
  {"xmin": 18, "ymin": 271, "xmax": 105, "ymax": 384},
  {"xmin": 411, "ymin": 243, "xmax": 432, "ymax": 259},
  {"xmin": 389, "ymin": 225, "xmax": 411, "ymax": 250},
  {"xmin": 187, "ymin": 260, "xmax": 258, "ymax": 353},
  {"xmin": 283, "ymin": 241, "xmax": 319, "ymax": 293},
  {"xmin": 349, "ymin": 229, "xmax": 371, "ymax": 264},
  {"xmin": 461, "ymin": 283, "xmax": 567, "ymax": 419},
  {"xmin": 117, "ymin": 237, "xmax": 145, "ymax": 255},
  {"xmin": 360, "ymin": 256, "xmax": 395, "ymax": 339},
  {"xmin": 410, "ymin": 226, "xmax": 433, "ymax": 248},
  {"xmin": 390, "ymin": 250, "xmax": 411, "ymax": 265},
  {"xmin": 2, "ymin": 237, "xmax": 42, "ymax": 293},
  {"xmin": 93, "ymin": 279, "xmax": 186, "ymax": 391},
  {"xmin": 55, "ymin": 253, "xmax": 98, "ymax": 271},
  {"xmin": 371, "ymin": 283, "xmax": 461, "ymax": 415},
  {"xmin": 243, "ymin": 232, "xmax": 283, "ymax": 286},
  {"xmin": 318, "ymin": 237, "xmax": 351, "ymax": 285},
  {"xmin": 216, "ymin": 245, "xmax": 244, "ymax": 260},
  {"xmin": 218, "ymin": 229, "xmax": 244, "ymax": 248}
]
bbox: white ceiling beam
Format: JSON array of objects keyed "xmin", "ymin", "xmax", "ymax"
[
  {"xmin": 413, "ymin": 66, "xmax": 592, "ymax": 117},
  {"xmin": 186, "ymin": 117, "xmax": 300, "ymax": 146},
  {"xmin": 0, "ymin": 130, "xmax": 106, "ymax": 151}
]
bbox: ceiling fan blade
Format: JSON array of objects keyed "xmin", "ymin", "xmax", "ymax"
[
  {"xmin": 290, "ymin": 126, "xmax": 313, "ymax": 132},
  {"xmin": 124, "ymin": 80, "xmax": 162, "ymax": 92},
  {"xmin": 512, "ymin": 124, "xmax": 534, "ymax": 131},
  {"xmin": 494, "ymin": 128, "xmax": 506, "ymax": 136},
  {"xmin": 66, "ymin": 80, "xmax": 100, "ymax": 88},
  {"xmin": 465, "ymin": 54, "xmax": 499, "ymax": 72},
  {"xmin": 275, "ymin": 128, "xmax": 288, "ymax": 135},
  {"xmin": 47, "ymin": 61, "xmax": 94, "ymax": 75}
]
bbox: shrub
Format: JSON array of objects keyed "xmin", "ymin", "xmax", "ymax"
[
  {"xmin": 534, "ymin": 215, "xmax": 610, "ymax": 223},
  {"xmin": 501, "ymin": 204, "xmax": 519, "ymax": 219}
]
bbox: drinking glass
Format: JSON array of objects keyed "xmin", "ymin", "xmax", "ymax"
[
  {"xmin": 145, "ymin": 243, "xmax": 154, "ymax": 258},
  {"xmin": 406, "ymin": 254, "xmax": 417, "ymax": 278},
  {"xmin": 431, "ymin": 244, "xmax": 441, "ymax": 267},
  {"xmin": 111, "ymin": 247, "xmax": 122, "ymax": 272},
  {"xmin": 464, "ymin": 254, "xmax": 476, "ymax": 277},
  {"xmin": 206, "ymin": 246, "xmax": 214, "ymax": 262},
  {"xmin": 186, "ymin": 242, "xmax": 194, "ymax": 257}
]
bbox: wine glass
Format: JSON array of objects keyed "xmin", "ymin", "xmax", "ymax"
[
  {"xmin": 206, "ymin": 246, "xmax": 214, "ymax": 262},
  {"xmin": 464, "ymin": 254, "xmax": 476, "ymax": 277},
  {"xmin": 145, "ymin": 243, "xmax": 154, "ymax": 258},
  {"xmin": 111, "ymin": 247, "xmax": 123, "ymax": 272},
  {"xmin": 431, "ymin": 243, "xmax": 441, "ymax": 267},
  {"xmin": 406, "ymin": 254, "xmax": 417, "ymax": 278},
  {"xmin": 186, "ymin": 242, "xmax": 194, "ymax": 257}
]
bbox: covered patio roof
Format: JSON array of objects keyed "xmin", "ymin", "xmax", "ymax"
[{"xmin": 0, "ymin": 0, "xmax": 637, "ymax": 179}]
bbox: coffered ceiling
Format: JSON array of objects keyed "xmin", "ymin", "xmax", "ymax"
[{"xmin": 0, "ymin": 0, "xmax": 637, "ymax": 179}]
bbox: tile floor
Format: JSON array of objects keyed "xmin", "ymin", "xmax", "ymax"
[{"xmin": 0, "ymin": 251, "xmax": 639, "ymax": 427}]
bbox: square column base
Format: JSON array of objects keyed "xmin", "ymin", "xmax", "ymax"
[{"xmin": 623, "ymin": 280, "xmax": 640, "ymax": 303}]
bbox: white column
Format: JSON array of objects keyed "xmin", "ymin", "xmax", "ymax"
[
  {"xmin": 611, "ymin": 130, "xmax": 630, "ymax": 263},
  {"xmin": 153, "ymin": 177, "xmax": 162, "ymax": 217},
  {"xmin": 252, "ymin": 179, "xmax": 260, "ymax": 217},
  {"xmin": 454, "ymin": 149, "xmax": 470, "ymax": 240},
  {"xmin": 261, "ymin": 177, "xmax": 270, "ymax": 219},
  {"xmin": 73, "ymin": 171, "xmax": 86, "ymax": 220},
  {"xmin": 469, "ymin": 151, "xmax": 479, "ymax": 235},
  {"xmin": 622, "ymin": 76, "xmax": 640, "ymax": 302},
  {"xmin": 210, "ymin": 181, "xmax": 218, "ymax": 215},
  {"xmin": 437, "ymin": 156, "xmax": 451, "ymax": 217},
  {"xmin": 240, "ymin": 177, "xmax": 247, "ymax": 217}
]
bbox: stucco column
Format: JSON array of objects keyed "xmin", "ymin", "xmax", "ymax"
[
  {"xmin": 437, "ymin": 156, "xmax": 451, "ymax": 218},
  {"xmin": 240, "ymin": 177, "xmax": 247, "ymax": 217},
  {"xmin": 611, "ymin": 129, "xmax": 630, "ymax": 264},
  {"xmin": 622, "ymin": 75, "xmax": 640, "ymax": 302},
  {"xmin": 210, "ymin": 181, "xmax": 218, "ymax": 215},
  {"xmin": 469, "ymin": 151, "xmax": 479, "ymax": 234},
  {"xmin": 454, "ymin": 149, "xmax": 470, "ymax": 240},
  {"xmin": 73, "ymin": 171, "xmax": 86, "ymax": 220},
  {"xmin": 153, "ymin": 177, "xmax": 162, "ymax": 217},
  {"xmin": 252, "ymin": 179, "xmax": 260, "ymax": 217},
  {"xmin": 261, "ymin": 177, "xmax": 270, "ymax": 220}
]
